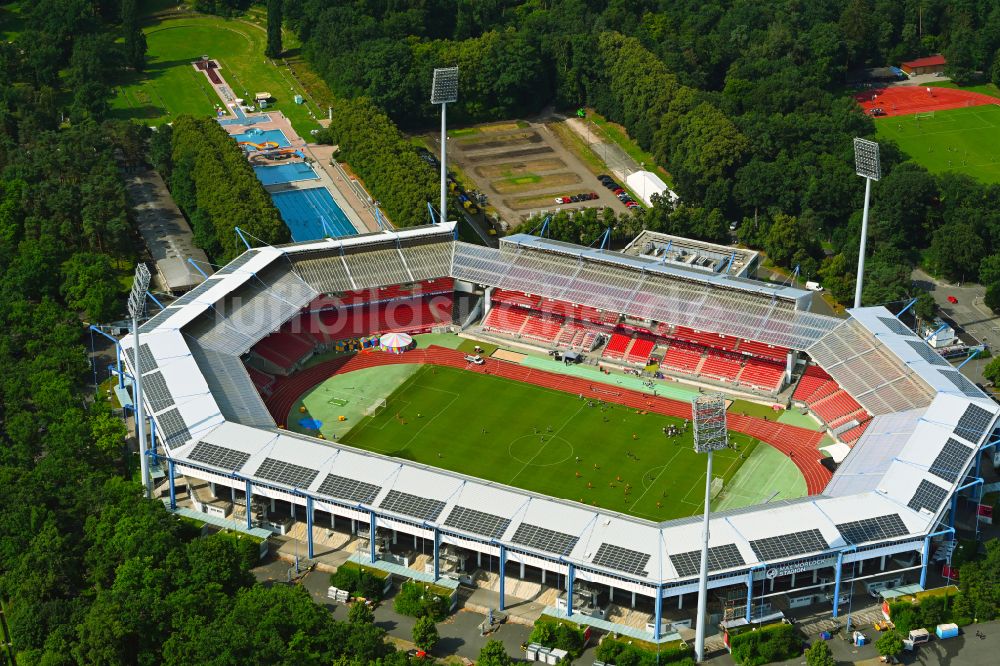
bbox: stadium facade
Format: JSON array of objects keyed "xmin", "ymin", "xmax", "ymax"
[{"xmin": 121, "ymin": 223, "xmax": 996, "ymax": 637}]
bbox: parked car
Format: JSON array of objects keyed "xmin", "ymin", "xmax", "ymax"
[
  {"xmin": 598, "ymin": 174, "xmax": 613, "ymax": 182},
  {"xmin": 604, "ymin": 181, "xmax": 618, "ymax": 189},
  {"xmin": 613, "ymin": 187, "xmax": 625, "ymax": 195},
  {"xmin": 554, "ymin": 196, "xmax": 570, "ymax": 204},
  {"xmin": 870, "ymin": 107, "xmax": 886, "ymax": 116},
  {"xmin": 589, "ymin": 192, "xmax": 599, "ymax": 199},
  {"xmin": 947, "ymin": 295, "xmax": 958, "ymax": 304}
]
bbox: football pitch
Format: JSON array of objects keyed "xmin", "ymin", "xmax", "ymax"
[
  {"xmin": 292, "ymin": 364, "xmax": 806, "ymax": 521},
  {"xmin": 876, "ymin": 105, "xmax": 1000, "ymax": 183}
]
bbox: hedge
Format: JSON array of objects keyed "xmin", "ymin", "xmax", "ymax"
[
  {"xmin": 729, "ymin": 623, "xmax": 801, "ymax": 666},
  {"xmin": 330, "ymin": 562, "xmax": 388, "ymax": 601},
  {"xmin": 595, "ymin": 636, "xmax": 694, "ymax": 665},
  {"xmin": 393, "ymin": 580, "xmax": 450, "ymax": 621},
  {"xmin": 529, "ymin": 616, "xmax": 587, "ymax": 659}
]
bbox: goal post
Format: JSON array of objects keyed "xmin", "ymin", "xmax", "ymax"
[
  {"xmin": 915, "ymin": 110, "xmax": 935, "ymax": 120},
  {"xmin": 709, "ymin": 476, "xmax": 724, "ymax": 499},
  {"xmin": 364, "ymin": 398, "xmax": 387, "ymax": 416}
]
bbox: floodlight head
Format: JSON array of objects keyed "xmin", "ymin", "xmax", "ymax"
[
  {"xmin": 853, "ymin": 138, "xmax": 881, "ymax": 181},
  {"xmin": 127, "ymin": 263, "xmax": 151, "ymax": 318},
  {"xmin": 692, "ymin": 393, "xmax": 728, "ymax": 453},
  {"xmin": 430, "ymin": 67, "xmax": 459, "ymax": 104}
]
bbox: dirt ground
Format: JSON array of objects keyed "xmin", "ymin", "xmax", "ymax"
[{"xmin": 445, "ymin": 119, "xmax": 632, "ymax": 225}]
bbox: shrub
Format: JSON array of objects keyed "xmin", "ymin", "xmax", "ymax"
[
  {"xmin": 876, "ymin": 630, "xmax": 904, "ymax": 658},
  {"xmin": 393, "ymin": 580, "xmax": 450, "ymax": 621},
  {"xmin": 529, "ymin": 617, "xmax": 587, "ymax": 659},
  {"xmin": 330, "ymin": 563, "xmax": 387, "ymax": 601},
  {"xmin": 729, "ymin": 623, "xmax": 801, "ymax": 666},
  {"xmin": 804, "ymin": 640, "xmax": 835, "ymax": 666}
]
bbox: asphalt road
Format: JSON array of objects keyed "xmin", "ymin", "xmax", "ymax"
[{"xmin": 911, "ymin": 268, "xmax": 999, "ymax": 385}]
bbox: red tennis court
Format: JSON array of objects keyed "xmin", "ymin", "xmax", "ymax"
[{"xmin": 853, "ymin": 85, "xmax": 999, "ymax": 117}]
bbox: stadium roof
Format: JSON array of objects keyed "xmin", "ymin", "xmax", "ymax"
[{"xmin": 122, "ymin": 225, "xmax": 998, "ymax": 588}]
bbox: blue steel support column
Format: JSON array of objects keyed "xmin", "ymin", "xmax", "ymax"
[
  {"xmin": 654, "ymin": 585, "xmax": 663, "ymax": 640},
  {"xmin": 499, "ymin": 544, "xmax": 507, "ymax": 611},
  {"xmin": 433, "ymin": 527, "xmax": 441, "ymax": 580},
  {"xmin": 745, "ymin": 569, "xmax": 755, "ymax": 622},
  {"xmin": 567, "ymin": 563, "xmax": 575, "ymax": 617},
  {"xmin": 168, "ymin": 459, "xmax": 177, "ymax": 510},
  {"xmin": 306, "ymin": 496, "xmax": 314, "ymax": 559},
  {"xmin": 920, "ymin": 535, "xmax": 932, "ymax": 589},
  {"xmin": 244, "ymin": 479, "xmax": 253, "ymax": 530},
  {"xmin": 149, "ymin": 419, "xmax": 158, "ymax": 465},
  {"xmin": 832, "ymin": 551, "xmax": 845, "ymax": 618},
  {"xmin": 369, "ymin": 511, "xmax": 377, "ymax": 563},
  {"xmin": 949, "ymin": 493, "xmax": 959, "ymax": 538}
]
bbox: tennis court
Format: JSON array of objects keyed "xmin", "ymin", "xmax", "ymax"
[
  {"xmin": 253, "ymin": 162, "xmax": 318, "ymax": 186},
  {"xmin": 272, "ymin": 187, "xmax": 357, "ymax": 241}
]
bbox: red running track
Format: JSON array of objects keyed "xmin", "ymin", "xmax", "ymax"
[
  {"xmin": 264, "ymin": 347, "xmax": 832, "ymax": 494},
  {"xmin": 853, "ymin": 85, "xmax": 999, "ymax": 117}
]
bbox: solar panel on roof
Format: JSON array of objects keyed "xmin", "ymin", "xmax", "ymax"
[
  {"xmin": 939, "ymin": 369, "xmax": 983, "ymax": 397},
  {"xmin": 905, "ymin": 340, "xmax": 949, "ymax": 366},
  {"xmin": 254, "ymin": 457, "xmax": 319, "ymax": 489},
  {"xmin": 510, "ymin": 523, "xmax": 578, "ymax": 555},
  {"xmin": 142, "ymin": 371, "xmax": 174, "ymax": 413},
  {"xmin": 125, "ymin": 343, "xmax": 158, "ymax": 375},
  {"xmin": 317, "ymin": 474, "xmax": 381, "ymax": 504},
  {"xmin": 173, "ymin": 277, "xmax": 223, "ymax": 306},
  {"xmin": 928, "ymin": 438, "xmax": 973, "ymax": 484},
  {"xmin": 444, "ymin": 506, "xmax": 511, "ymax": 539},
  {"xmin": 749, "ymin": 529, "xmax": 829, "ymax": 561},
  {"xmin": 836, "ymin": 514, "xmax": 908, "ymax": 545},
  {"xmin": 216, "ymin": 250, "xmax": 260, "ymax": 274},
  {"xmin": 139, "ymin": 306, "xmax": 183, "ymax": 334},
  {"xmin": 379, "ymin": 490, "xmax": 446, "ymax": 521},
  {"xmin": 877, "ymin": 316, "xmax": 915, "ymax": 337},
  {"xmin": 188, "ymin": 441, "xmax": 251, "ymax": 470},
  {"xmin": 954, "ymin": 403, "xmax": 994, "ymax": 443},
  {"xmin": 907, "ymin": 479, "xmax": 948, "ymax": 514},
  {"xmin": 156, "ymin": 408, "xmax": 191, "ymax": 446},
  {"xmin": 592, "ymin": 543, "xmax": 650, "ymax": 577},
  {"xmin": 670, "ymin": 544, "xmax": 745, "ymax": 578}
]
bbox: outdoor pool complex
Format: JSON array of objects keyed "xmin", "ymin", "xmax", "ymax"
[
  {"xmin": 272, "ymin": 187, "xmax": 356, "ymax": 241},
  {"xmin": 253, "ymin": 162, "xmax": 318, "ymax": 186},
  {"xmin": 232, "ymin": 128, "xmax": 291, "ymax": 148}
]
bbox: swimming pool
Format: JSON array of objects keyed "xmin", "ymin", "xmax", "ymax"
[
  {"xmin": 219, "ymin": 113, "xmax": 271, "ymax": 127},
  {"xmin": 253, "ymin": 163, "xmax": 318, "ymax": 186},
  {"xmin": 231, "ymin": 128, "xmax": 291, "ymax": 148},
  {"xmin": 272, "ymin": 187, "xmax": 356, "ymax": 241}
]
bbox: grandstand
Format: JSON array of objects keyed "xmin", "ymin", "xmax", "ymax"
[{"xmin": 121, "ymin": 221, "xmax": 997, "ymax": 641}]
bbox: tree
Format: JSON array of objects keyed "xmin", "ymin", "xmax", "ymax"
[
  {"xmin": 478, "ymin": 639, "xmax": 513, "ymax": 666},
  {"xmin": 986, "ymin": 282, "xmax": 1000, "ymax": 313},
  {"xmin": 984, "ymin": 357, "xmax": 1000, "ymax": 386},
  {"xmin": 60, "ymin": 252, "xmax": 120, "ymax": 321},
  {"xmin": 266, "ymin": 0, "xmax": 283, "ymax": 58},
  {"xmin": 348, "ymin": 600, "xmax": 375, "ymax": 625},
  {"xmin": 876, "ymin": 630, "xmax": 904, "ymax": 659},
  {"xmin": 412, "ymin": 615, "xmax": 439, "ymax": 652},
  {"xmin": 804, "ymin": 640, "xmax": 835, "ymax": 666},
  {"xmin": 121, "ymin": 0, "xmax": 147, "ymax": 71}
]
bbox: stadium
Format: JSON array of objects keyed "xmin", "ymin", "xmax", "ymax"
[{"xmin": 120, "ymin": 222, "xmax": 997, "ymax": 643}]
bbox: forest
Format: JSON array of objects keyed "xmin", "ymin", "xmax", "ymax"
[
  {"xmin": 291, "ymin": 0, "xmax": 1000, "ymax": 307},
  {"xmin": 0, "ymin": 1, "xmax": 416, "ymax": 663}
]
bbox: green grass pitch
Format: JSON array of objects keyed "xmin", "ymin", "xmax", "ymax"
[
  {"xmin": 300, "ymin": 365, "xmax": 785, "ymax": 522},
  {"xmin": 110, "ymin": 16, "xmax": 322, "ymax": 138},
  {"xmin": 875, "ymin": 105, "xmax": 1000, "ymax": 183}
]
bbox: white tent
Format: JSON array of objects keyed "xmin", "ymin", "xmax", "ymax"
[{"xmin": 625, "ymin": 170, "xmax": 678, "ymax": 207}]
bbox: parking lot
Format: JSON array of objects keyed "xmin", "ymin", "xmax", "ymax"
[{"xmin": 445, "ymin": 120, "xmax": 633, "ymax": 224}]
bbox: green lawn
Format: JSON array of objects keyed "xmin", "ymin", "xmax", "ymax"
[
  {"xmin": 876, "ymin": 104, "xmax": 1000, "ymax": 183},
  {"xmin": 290, "ymin": 364, "xmax": 805, "ymax": 521},
  {"xmin": 111, "ymin": 15, "xmax": 323, "ymax": 138}
]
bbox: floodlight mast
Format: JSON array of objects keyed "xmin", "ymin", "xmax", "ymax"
[
  {"xmin": 853, "ymin": 138, "xmax": 881, "ymax": 309},
  {"xmin": 431, "ymin": 67, "xmax": 459, "ymax": 226},
  {"xmin": 127, "ymin": 263, "xmax": 152, "ymax": 499},
  {"xmin": 691, "ymin": 393, "xmax": 728, "ymax": 663}
]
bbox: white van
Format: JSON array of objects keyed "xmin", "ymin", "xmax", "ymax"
[
  {"xmin": 903, "ymin": 628, "xmax": 931, "ymax": 650},
  {"xmin": 806, "ymin": 281, "xmax": 824, "ymax": 292}
]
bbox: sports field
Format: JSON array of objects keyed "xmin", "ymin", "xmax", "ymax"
[
  {"xmin": 111, "ymin": 15, "xmax": 322, "ymax": 138},
  {"xmin": 290, "ymin": 364, "xmax": 806, "ymax": 521},
  {"xmin": 875, "ymin": 105, "xmax": 1000, "ymax": 183}
]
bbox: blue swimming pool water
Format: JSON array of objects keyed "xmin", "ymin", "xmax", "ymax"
[
  {"xmin": 231, "ymin": 128, "xmax": 291, "ymax": 148},
  {"xmin": 272, "ymin": 187, "xmax": 356, "ymax": 241},
  {"xmin": 253, "ymin": 162, "xmax": 318, "ymax": 186}
]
